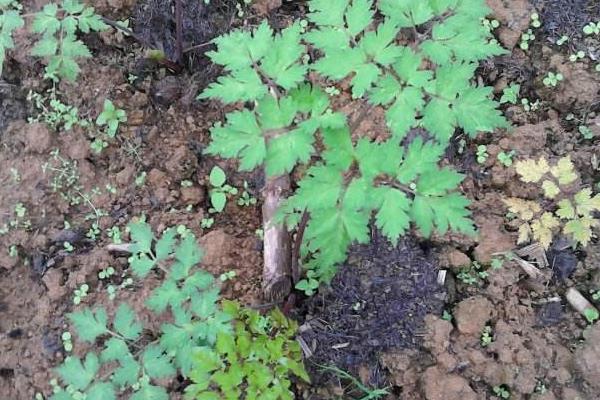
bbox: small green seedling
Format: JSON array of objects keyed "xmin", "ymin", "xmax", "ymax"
[
  {"xmin": 519, "ymin": 29, "xmax": 535, "ymax": 50},
  {"xmin": 497, "ymin": 150, "xmax": 516, "ymax": 167},
  {"xmin": 181, "ymin": 180, "xmax": 193, "ymax": 188},
  {"xmin": 584, "ymin": 308, "xmax": 599, "ymax": 324},
  {"xmin": 542, "ymin": 71, "xmax": 563, "ymax": 87},
  {"xmin": 237, "ymin": 181, "xmax": 257, "ymax": 207},
  {"xmin": 556, "ymin": 35, "xmax": 569, "ymax": 46},
  {"xmin": 296, "ymin": 269, "xmax": 320, "ymax": 296},
  {"xmin": 61, "ymin": 331, "xmax": 73, "ymax": 352},
  {"xmin": 135, "ymin": 171, "xmax": 147, "ymax": 187},
  {"xmin": 107, "ymin": 226, "xmax": 121, "ymax": 244},
  {"xmin": 534, "ymin": 380, "xmax": 548, "ymax": 394},
  {"xmin": 98, "ymin": 266, "xmax": 115, "ymax": 280},
  {"xmin": 481, "ymin": 325, "xmax": 493, "ymax": 347},
  {"xmin": 200, "ymin": 217, "xmax": 214, "ymax": 229},
  {"xmin": 521, "ymin": 98, "xmax": 540, "ymax": 112},
  {"xmin": 8, "ymin": 245, "xmax": 18, "ymax": 258},
  {"xmin": 583, "ymin": 22, "xmax": 600, "ymax": 35},
  {"xmin": 96, "ymin": 99, "xmax": 127, "ymax": 137},
  {"xmin": 530, "ymin": 13, "xmax": 541, "ymax": 28},
  {"xmin": 493, "ymin": 385, "xmax": 511, "ymax": 399},
  {"xmin": 442, "ymin": 310, "xmax": 453, "ymax": 321},
  {"xmin": 569, "ymin": 51, "xmax": 585, "ymax": 62},
  {"xmin": 219, "ymin": 270, "xmax": 237, "ymax": 282},
  {"xmin": 90, "ymin": 138, "xmax": 108, "ymax": 154},
  {"xmin": 499, "ymin": 84, "xmax": 520, "ymax": 104},
  {"xmin": 208, "ymin": 166, "xmax": 237, "ymax": 213},
  {"xmin": 591, "ymin": 289, "xmax": 600, "ymax": 301},
  {"xmin": 63, "ymin": 241, "xmax": 74, "ymax": 252},
  {"xmin": 476, "ymin": 145, "xmax": 488, "ymax": 164},
  {"xmin": 457, "ymin": 261, "xmax": 489, "ymax": 285},
  {"xmin": 482, "ymin": 18, "xmax": 500, "ymax": 32},
  {"xmin": 490, "ymin": 257, "xmax": 504, "ymax": 270},
  {"xmin": 73, "ymin": 283, "xmax": 89, "ymax": 305},
  {"xmin": 86, "ymin": 223, "xmax": 100, "ymax": 240},
  {"xmin": 579, "ymin": 125, "xmax": 594, "ymax": 140}
]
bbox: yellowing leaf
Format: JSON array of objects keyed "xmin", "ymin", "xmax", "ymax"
[
  {"xmin": 531, "ymin": 212, "xmax": 560, "ymax": 248},
  {"xmin": 550, "ymin": 156, "xmax": 578, "ymax": 185},
  {"xmin": 515, "ymin": 157, "xmax": 549, "ymax": 183},
  {"xmin": 517, "ymin": 223, "xmax": 531, "ymax": 244},
  {"xmin": 556, "ymin": 199, "xmax": 575, "ymax": 219},
  {"xmin": 503, "ymin": 198, "xmax": 541, "ymax": 221},
  {"xmin": 574, "ymin": 188, "xmax": 600, "ymax": 217},
  {"xmin": 541, "ymin": 180, "xmax": 560, "ymax": 199},
  {"xmin": 563, "ymin": 216, "xmax": 598, "ymax": 247}
]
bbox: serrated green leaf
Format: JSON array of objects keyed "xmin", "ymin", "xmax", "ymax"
[
  {"xmin": 128, "ymin": 253, "xmax": 156, "ymax": 278},
  {"xmin": 373, "ymin": 186, "xmax": 411, "ymax": 244},
  {"xmin": 412, "ymin": 192, "xmax": 475, "ymax": 237},
  {"xmin": 266, "ymin": 127, "xmax": 315, "ymax": 176},
  {"xmin": 261, "ymin": 23, "xmax": 307, "ymax": 90},
  {"xmin": 114, "ymin": 303, "xmax": 142, "ymax": 340},
  {"xmin": 574, "ymin": 188, "xmax": 600, "ymax": 217},
  {"xmin": 199, "ymin": 67, "xmax": 267, "ymax": 103},
  {"xmin": 68, "ymin": 308, "xmax": 108, "ymax": 342},
  {"xmin": 307, "ymin": 0, "xmax": 348, "ymax": 27},
  {"xmin": 128, "ymin": 221, "xmax": 154, "ymax": 254},
  {"xmin": 175, "ymin": 234, "xmax": 203, "ymax": 271},
  {"xmin": 56, "ymin": 354, "xmax": 99, "ymax": 391},
  {"xmin": 205, "ymin": 110, "xmax": 266, "ymax": 171},
  {"xmin": 416, "ymin": 168, "xmax": 464, "ymax": 196},
  {"xmin": 142, "ymin": 345, "xmax": 176, "ymax": 379},
  {"xmin": 453, "ymin": 86, "xmax": 507, "ymax": 136},
  {"xmin": 155, "ymin": 228, "xmax": 176, "ymax": 261},
  {"xmin": 396, "ymin": 137, "xmax": 444, "ymax": 183},
  {"xmin": 379, "ymin": 0, "xmax": 434, "ymax": 27},
  {"xmin": 101, "ymin": 337, "xmax": 130, "ymax": 362},
  {"xmin": 30, "ymin": 37, "xmax": 57, "ymax": 57},
  {"xmin": 31, "ymin": 3, "xmax": 60, "ymax": 35},
  {"xmin": 146, "ymin": 279, "xmax": 185, "ymax": 313},
  {"xmin": 345, "ymin": 0, "xmax": 373, "ymax": 36},
  {"xmin": 86, "ymin": 382, "xmax": 116, "ymax": 400},
  {"xmin": 111, "ymin": 355, "xmax": 140, "ymax": 387},
  {"xmin": 130, "ymin": 383, "xmax": 169, "ymax": 400}
]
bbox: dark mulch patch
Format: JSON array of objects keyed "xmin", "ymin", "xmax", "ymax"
[
  {"xmin": 299, "ymin": 232, "xmax": 445, "ymax": 388},
  {"xmin": 533, "ymin": 0, "xmax": 600, "ymax": 43}
]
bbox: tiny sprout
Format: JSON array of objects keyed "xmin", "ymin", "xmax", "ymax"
[
  {"xmin": 542, "ymin": 71, "xmax": 563, "ymax": 87},
  {"xmin": 219, "ymin": 270, "xmax": 237, "ymax": 282},
  {"xmin": 201, "ymin": 217, "xmax": 214, "ymax": 229},
  {"xmin": 569, "ymin": 51, "xmax": 585, "ymax": 62},
  {"xmin": 73, "ymin": 284, "xmax": 89, "ymax": 305},
  {"xmin": 476, "ymin": 145, "xmax": 488, "ymax": 164},
  {"xmin": 497, "ymin": 150, "xmax": 516, "ymax": 167},
  {"xmin": 579, "ymin": 125, "xmax": 594, "ymax": 140},
  {"xmin": 63, "ymin": 241, "xmax": 74, "ymax": 252},
  {"xmin": 492, "ymin": 385, "xmax": 511, "ymax": 399},
  {"xmin": 181, "ymin": 180, "xmax": 193, "ymax": 188},
  {"xmin": 135, "ymin": 172, "xmax": 147, "ymax": 187},
  {"xmin": 530, "ymin": 13, "xmax": 541, "ymax": 28},
  {"xmin": 62, "ymin": 331, "xmax": 73, "ymax": 352},
  {"xmin": 480, "ymin": 325, "xmax": 493, "ymax": 347},
  {"xmin": 556, "ymin": 35, "xmax": 568, "ymax": 46},
  {"xmin": 583, "ymin": 22, "xmax": 600, "ymax": 36},
  {"xmin": 99, "ymin": 266, "xmax": 116, "ymax": 280},
  {"xmin": 441, "ymin": 310, "xmax": 452, "ymax": 321}
]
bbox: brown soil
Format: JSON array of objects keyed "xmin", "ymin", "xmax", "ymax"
[{"xmin": 2, "ymin": 0, "xmax": 600, "ymax": 399}]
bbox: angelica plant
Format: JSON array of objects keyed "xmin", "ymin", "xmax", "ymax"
[
  {"xmin": 31, "ymin": 0, "xmax": 107, "ymax": 81},
  {"xmin": 0, "ymin": 0, "xmax": 24, "ymax": 76},
  {"xmin": 200, "ymin": 0, "xmax": 508, "ymax": 293}
]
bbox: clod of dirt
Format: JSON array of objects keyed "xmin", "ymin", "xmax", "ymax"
[
  {"xmin": 0, "ymin": 83, "xmax": 27, "ymax": 136},
  {"xmin": 133, "ymin": 0, "xmax": 236, "ymax": 74},
  {"xmin": 438, "ymin": 247, "xmax": 471, "ymax": 271},
  {"xmin": 575, "ymin": 323, "xmax": 600, "ymax": 390},
  {"xmin": 24, "ymin": 123, "xmax": 53, "ymax": 154},
  {"xmin": 473, "ymin": 215, "xmax": 515, "ymax": 264},
  {"xmin": 548, "ymin": 53, "xmax": 600, "ymax": 109},
  {"xmin": 421, "ymin": 366, "xmax": 476, "ymax": 400},
  {"xmin": 536, "ymin": 300, "xmax": 564, "ymax": 326},
  {"xmin": 547, "ymin": 247, "xmax": 578, "ymax": 281},
  {"xmin": 300, "ymin": 234, "xmax": 445, "ymax": 387},
  {"xmin": 485, "ymin": 0, "xmax": 533, "ymax": 49},
  {"xmin": 453, "ymin": 295, "xmax": 494, "ymax": 335},
  {"xmin": 252, "ymin": 0, "xmax": 282, "ymax": 15}
]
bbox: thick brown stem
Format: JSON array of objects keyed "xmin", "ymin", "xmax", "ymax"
[{"xmin": 262, "ymin": 174, "xmax": 292, "ymax": 302}]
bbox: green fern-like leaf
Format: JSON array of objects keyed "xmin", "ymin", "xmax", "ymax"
[
  {"xmin": 68, "ymin": 308, "xmax": 108, "ymax": 342},
  {"xmin": 114, "ymin": 303, "xmax": 142, "ymax": 340},
  {"xmin": 56, "ymin": 354, "xmax": 100, "ymax": 391},
  {"xmin": 0, "ymin": 1, "xmax": 24, "ymax": 76}
]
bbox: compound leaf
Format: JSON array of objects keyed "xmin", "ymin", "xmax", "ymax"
[
  {"xmin": 56, "ymin": 353, "xmax": 100, "ymax": 391},
  {"xmin": 373, "ymin": 186, "xmax": 411, "ymax": 244},
  {"xmin": 114, "ymin": 303, "xmax": 142, "ymax": 341},
  {"xmin": 68, "ymin": 308, "xmax": 108, "ymax": 342},
  {"xmin": 142, "ymin": 345, "xmax": 176, "ymax": 379}
]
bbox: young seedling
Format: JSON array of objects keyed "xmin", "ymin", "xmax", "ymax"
[
  {"xmin": 72, "ymin": 283, "xmax": 89, "ymax": 305},
  {"xmin": 200, "ymin": 217, "xmax": 214, "ymax": 229},
  {"xmin": 63, "ymin": 241, "xmax": 74, "ymax": 252},
  {"xmin": 441, "ymin": 310, "xmax": 453, "ymax": 321},
  {"xmin": 542, "ymin": 71, "xmax": 563, "ymax": 87},
  {"xmin": 519, "ymin": 29, "xmax": 535, "ymax": 50},
  {"xmin": 86, "ymin": 223, "xmax": 100, "ymax": 240},
  {"xmin": 98, "ymin": 266, "xmax": 115, "ymax": 280},
  {"xmin": 107, "ymin": 226, "xmax": 122, "ymax": 244},
  {"xmin": 583, "ymin": 21, "xmax": 600, "ymax": 35},
  {"xmin": 521, "ymin": 98, "xmax": 540, "ymax": 112},
  {"xmin": 237, "ymin": 181, "xmax": 257, "ymax": 207},
  {"xmin": 499, "ymin": 84, "xmax": 520, "ymax": 105},
  {"xmin": 219, "ymin": 270, "xmax": 237, "ymax": 282},
  {"xmin": 476, "ymin": 145, "xmax": 488, "ymax": 164},
  {"xmin": 569, "ymin": 50, "xmax": 585, "ymax": 62},
  {"xmin": 492, "ymin": 385, "xmax": 511, "ymax": 399},
  {"xmin": 591, "ymin": 289, "xmax": 600, "ymax": 301},
  {"xmin": 61, "ymin": 331, "xmax": 73, "ymax": 352},
  {"xmin": 530, "ymin": 13, "xmax": 541, "ymax": 28},
  {"xmin": 135, "ymin": 171, "xmax": 146, "ymax": 187},
  {"xmin": 208, "ymin": 166, "xmax": 237, "ymax": 213},
  {"xmin": 482, "ymin": 18, "xmax": 500, "ymax": 32},
  {"xmin": 96, "ymin": 99, "xmax": 127, "ymax": 138},
  {"xmin": 90, "ymin": 138, "xmax": 108, "ymax": 154},
  {"xmin": 556, "ymin": 35, "xmax": 569, "ymax": 46},
  {"xmin": 497, "ymin": 150, "xmax": 516, "ymax": 167},
  {"xmin": 480, "ymin": 325, "xmax": 493, "ymax": 347}
]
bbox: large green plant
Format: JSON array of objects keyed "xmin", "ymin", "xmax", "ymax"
[{"xmin": 200, "ymin": 0, "xmax": 508, "ymax": 289}]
